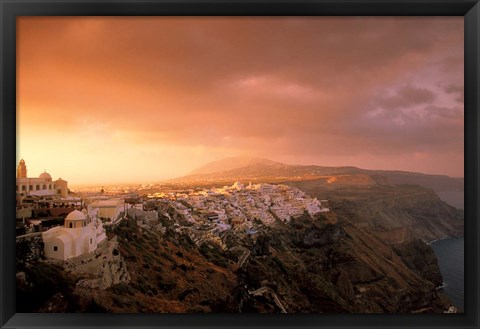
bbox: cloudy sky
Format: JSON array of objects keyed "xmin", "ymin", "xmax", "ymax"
[{"xmin": 17, "ymin": 17, "xmax": 464, "ymax": 185}]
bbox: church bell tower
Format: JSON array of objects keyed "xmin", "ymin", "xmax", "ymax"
[{"xmin": 17, "ymin": 159, "xmax": 27, "ymax": 178}]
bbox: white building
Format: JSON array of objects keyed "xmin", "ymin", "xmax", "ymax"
[
  {"xmin": 305, "ymin": 198, "xmax": 321, "ymax": 215},
  {"xmin": 87, "ymin": 198, "xmax": 124, "ymax": 222},
  {"xmin": 42, "ymin": 210, "xmax": 106, "ymax": 261}
]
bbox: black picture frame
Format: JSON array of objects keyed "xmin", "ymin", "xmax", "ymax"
[{"xmin": 1, "ymin": 1, "xmax": 479, "ymax": 328}]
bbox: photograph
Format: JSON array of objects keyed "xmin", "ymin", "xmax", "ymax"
[{"xmin": 15, "ymin": 16, "xmax": 465, "ymax": 314}]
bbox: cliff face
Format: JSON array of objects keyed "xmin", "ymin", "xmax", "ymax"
[
  {"xmin": 287, "ymin": 183, "xmax": 464, "ymax": 242},
  {"xmin": 393, "ymin": 240, "xmax": 444, "ymax": 287},
  {"xmin": 232, "ymin": 214, "xmax": 450, "ymax": 313}
]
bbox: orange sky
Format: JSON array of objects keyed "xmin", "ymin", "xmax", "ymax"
[{"xmin": 17, "ymin": 17, "xmax": 464, "ymax": 185}]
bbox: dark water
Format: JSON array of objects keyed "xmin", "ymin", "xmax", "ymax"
[{"xmin": 430, "ymin": 237, "xmax": 464, "ymax": 311}]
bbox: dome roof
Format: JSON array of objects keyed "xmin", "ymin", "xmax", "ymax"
[
  {"xmin": 65, "ymin": 210, "xmax": 86, "ymax": 221},
  {"xmin": 39, "ymin": 171, "xmax": 52, "ymax": 179}
]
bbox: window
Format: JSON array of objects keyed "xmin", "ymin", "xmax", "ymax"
[
  {"xmin": 36, "ymin": 185, "xmax": 40, "ymax": 190},
  {"xmin": 49, "ymin": 184, "xmax": 52, "ymax": 189},
  {"xmin": 29, "ymin": 185, "xmax": 33, "ymax": 190},
  {"xmin": 16, "ymin": 185, "xmax": 18, "ymax": 191},
  {"xmin": 90, "ymin": 238, "xmax": 92, "ymax": 244},
  {"xmin": 69, "ymin": 222, "xmax": 73, "ymax": 228},
  {"xmin": 42, "ymin": 184, "xmax": 46, "ymax": 190},
  {"xmin": 21, "ymin": 186, "xmax": 26, "ymax": 191},
  {"xmin": 53, "ymin": 246, "xmax": 58, "ymax": 251}
]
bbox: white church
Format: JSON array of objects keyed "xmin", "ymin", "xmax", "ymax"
[{"xmin": 42, "ymin": 209, "xmax": 107, "ymax": 261}]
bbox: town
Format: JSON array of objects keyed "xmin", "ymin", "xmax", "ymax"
[{"xmin": 16, "ymin": 159, "xmax": 329, "ymax": 261}]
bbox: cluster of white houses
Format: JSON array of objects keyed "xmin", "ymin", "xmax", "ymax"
[{"xmin": 150, "ymin": 182, "xmax": 329, "ymax": 229}]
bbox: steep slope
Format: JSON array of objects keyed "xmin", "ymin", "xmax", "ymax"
[
  {"xmin": 234, "ymin": 214, "xmax": 451, "ymax": 313},
  {"xmin": 286, "ymin": 182, "xmax": 464, "ymax": 242}
]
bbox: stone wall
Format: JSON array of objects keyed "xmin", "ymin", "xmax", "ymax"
[{"xmin": 16, "ymin": 233, "xmax": 44, "ymax": 264}]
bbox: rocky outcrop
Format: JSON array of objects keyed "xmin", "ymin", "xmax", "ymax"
[
  {"xmin": 62, "ymin": 238, "xmax": 130, "ymax": 290},
  {"xmin": 16, "ymin": 233, "xmax": 44, "ymax": 264},
  {"xmin": 393, "ymin": 239, "xmax": 443, "ymax": 286}
]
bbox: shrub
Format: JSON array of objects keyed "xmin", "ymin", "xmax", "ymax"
[
  {"xmin": 158, "ymin": 280, "xmax": 176, "ymax": 292},
  {"xmin": 159, "ymin": 251, "xmax": 174, "ymax": 262}
]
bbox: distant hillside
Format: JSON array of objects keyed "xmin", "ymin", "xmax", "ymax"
[
  {"xmin": 377, "ymin": 171, "xmax": 464, "ymax": 209},
  {"xmin": 190, "ymin": 156, "xmax": 284, "ymax": 175},
  {"xmin": 169, "ymin": 157, "xmax": 463, "ymax": 209},
  {"xmin": 170, "ymin": 157, "xmax": 365, "ymax": 185}
]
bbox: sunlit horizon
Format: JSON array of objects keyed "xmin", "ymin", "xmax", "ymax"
[
  {"xmin": 17, "ymin": 17, "xmax": 464, "ymax": 185},
  {"xmin": 15, "ymin": 154, "xmax": 465, "ymax": 187}
]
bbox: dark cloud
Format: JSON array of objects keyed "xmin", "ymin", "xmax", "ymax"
[
  {"xmin": 18, "ymin": 17, "xmax": 465, "ymax": 178},
  {"xmin": 444, "ymin": 84, "xmax": 464, "ymax": 103},
  {"xmin": 375, "ymin": 85, "xmax": 436, "ymax": 110}
]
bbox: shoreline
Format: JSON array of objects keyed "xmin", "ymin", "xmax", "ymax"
[
  {"xmin": 425, "ymin": 234, "xmax": 463, "ymax": 245},
  {"xmin": 429, "ymin": 236, "xmax": 464, "ymax": 312}
]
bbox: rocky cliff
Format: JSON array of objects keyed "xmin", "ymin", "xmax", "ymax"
[
  {"xmin": 286, "ymin": 182, "xmax": 464, "ymax": 243},
  {"xmin": 233, "ymin": 214, "xmax": 451, "ymax": 313}
]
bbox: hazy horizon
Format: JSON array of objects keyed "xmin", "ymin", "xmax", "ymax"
[
  {"xmin": 66, "ymin": 155, "xmax": 465, "ymax": 189},
  {"xmin": 17, "ymin": 17, "xmax": 464, "ymax": 185}
]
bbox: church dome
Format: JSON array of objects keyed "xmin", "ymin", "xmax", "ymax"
[
  {"xmin": 65, "ymin": 210, "xmax": 86, "ymax": 221},
  {"xmin": 39, "ymin": 171, "xmax": 52, "ymax": 179}
]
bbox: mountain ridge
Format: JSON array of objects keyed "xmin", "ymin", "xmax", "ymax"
[
  {"xmin": 189, "ymin": 156, "xmax": 285, "ymax": 175},
  {"xmin": 176, "ymin": 156, "xmax": 461, "ymax": 183}
]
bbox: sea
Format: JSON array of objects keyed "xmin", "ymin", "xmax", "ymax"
[{"xmin": 430, "ymin": 237, "xmax": 464, "ymax": 311}]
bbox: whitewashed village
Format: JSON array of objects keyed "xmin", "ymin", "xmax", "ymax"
[{"xmin": 16, "ymin": 159, "xmax": 329, "ymax": 295}]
